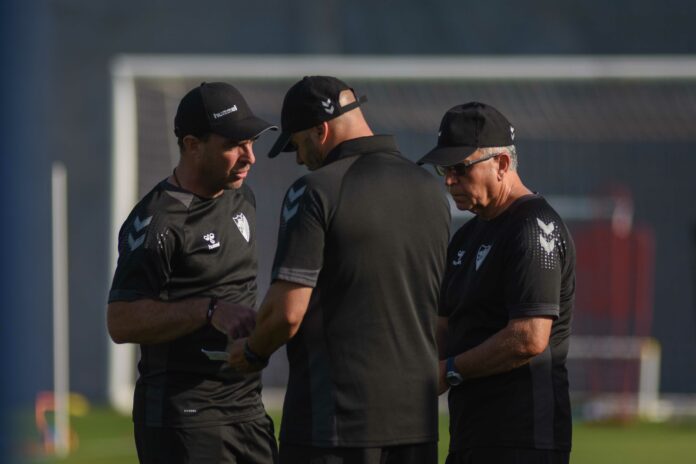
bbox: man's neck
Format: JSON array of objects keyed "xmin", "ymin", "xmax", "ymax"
[
  {"xmin": 479, "ymin": 176, "xmax": 532, "ymax": 220},
  {"xmin": 170, "ymin": 166, "xmax": 223, "ymax": 199},
  {"xmin": 322, "ymin": 122, "xmax": 374, "ymax": 158}
]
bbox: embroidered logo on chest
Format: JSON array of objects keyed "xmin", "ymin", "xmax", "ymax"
[
  {"xmin": 452, "ymin": 249, "xmax": 465, "ymax": 266},
  {"xmin": 203, "ymin": 232, "xmax": 220, "ymax": 250},
  {"xmin": 233, "ymin": 212, "xmax": 250, "ymax": 242},
  {"xmin": 475, "ymin": 244, "xmax": 492, "ymax": 270}
]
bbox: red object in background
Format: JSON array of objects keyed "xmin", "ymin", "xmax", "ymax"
[
  {"xmin": 573, "ymin": 222, "xmax": 655, "ymax": 337},
  {"xmin": 570, "ymin": 188, "xmax": 656, "ymax": 400}
]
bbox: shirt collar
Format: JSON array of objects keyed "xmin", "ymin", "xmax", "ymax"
[{"xmin": 322, "ymin": 135, "xmax": 399, "ymax": 167}]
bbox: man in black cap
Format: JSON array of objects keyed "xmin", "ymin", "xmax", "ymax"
[
  {"xmin": 418, "ymin": 102, "xmax": 575, "ymax": 464},
  {"xmin": 227, "ymin": 76, "xmax": 451, "ymax": 464},
  {"xmin": 107, "ymin": 82, "xmax": 278, "ymax": 464}
]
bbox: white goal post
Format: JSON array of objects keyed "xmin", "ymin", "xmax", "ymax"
[
  {"xmin": 569, "ymin": 336, "xmax": 662, "ymax": 419},
  {"xmin": 109, "ymin": 55, "xmax": 696, "ymax": 416}
]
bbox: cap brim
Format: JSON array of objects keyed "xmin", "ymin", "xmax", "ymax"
[
  {"xmin": 212, "ymin": 115, "xmax": 277, "ymax": 142},
  {"xmin": 267, "ymin": 131, "xmax": 294, "ymax": 159},
  {"xmin": 416, "ymin": 145, "xmax": 477, "ymax": 166}
]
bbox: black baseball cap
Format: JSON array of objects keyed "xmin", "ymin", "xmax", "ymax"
[
  {"xmin": 267, "ymin": 76, "xmax": 367, "ymax": 158},
  {"xmin": 174, "ymin": 82, "xmax": 277, "ymax": 142},
  {"xmin": 417, "ymin": 102, "xmax": 515, "ymax": 166}
]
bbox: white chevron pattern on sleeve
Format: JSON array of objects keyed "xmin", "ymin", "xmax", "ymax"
[
  {"xmin": 536, "ymin": 218, "xmax": 555, "ymax": 236},
  {"xmin": 282, "ymin": 185, "xmax": 307, "ymax": 222},
  {"xmin": 540, "ymin": 235, "xmax": 555, "ymax": 254}
]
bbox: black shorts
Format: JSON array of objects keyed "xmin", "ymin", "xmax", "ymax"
[
  {"xmin": 279, "ymin": 441, "xmax": 437, "ymax": 464},
  {"xmin": 445, "ymin": 447, "xmax": 570, "ymax": 464},
  {"xmin": 134, "ymin": 415, "xmax": 278, "ymax": 464}
]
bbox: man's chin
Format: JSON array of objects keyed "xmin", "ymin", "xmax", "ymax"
[
  {"xmin": 452, "ymin": 198, "xmax": 472, "ymax": 212},
  {"xmin": 226, "ymin": 179, "xmax": 245, "ymax": 190}
]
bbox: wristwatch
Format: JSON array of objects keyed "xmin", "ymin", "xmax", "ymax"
[
  {"xmin": 243, "ymin": 340, "xmax": 269, "ymax": 369},
  {"xmin": 445, "ymin": 356, "xmax": 464, "ymax": 387}
]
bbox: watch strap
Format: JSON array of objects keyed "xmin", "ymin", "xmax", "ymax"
[
  {"xmin": 243, "ymin": 340, "xmax": 269, "ymax": 368},
  {"xmin": 446, "ymin": 356, "xmax": 457, "ymax": 374}
]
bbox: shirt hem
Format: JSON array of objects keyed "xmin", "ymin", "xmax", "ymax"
[
  {"xmin": 280, "ymin": 433, "xmax": 438, "ymax": 448},
  {"xmin": 134, "ymin": 407, "xmax": 266, "ymax": 428},
  {"xmin": 449, "ymin": 443, "xmax": 572, "ymax": 453}
]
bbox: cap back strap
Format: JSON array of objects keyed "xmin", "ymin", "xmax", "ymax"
[{"xmin": 339, "ymin": 95, "xmax": 368, "ymax": 114}]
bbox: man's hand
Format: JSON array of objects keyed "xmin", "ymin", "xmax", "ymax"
[
  {"xmin": 219, "ymin": 281, "xmax": 313, "ymax": 373},
  {"xmin": 438, "ymin": 359, "xmax": 449, "ymax": 395},
  {"xmin": 210, "ymin": 301, "xmax": 256, "ymax": 339},
  {"xmin": 226, "ymin": 337, "xmax": 264, "ymax": 373}
]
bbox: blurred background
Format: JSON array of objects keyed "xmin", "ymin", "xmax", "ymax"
[{"xmin": 2, "ymin": 1, "xmax": 696, "ymax": 463}]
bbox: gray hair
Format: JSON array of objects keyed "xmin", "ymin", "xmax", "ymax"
[{"xmin": 480, "ymin": 145, "xmax": 517, "ymax": 171}]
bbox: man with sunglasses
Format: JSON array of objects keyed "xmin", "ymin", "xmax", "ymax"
[
  {"xmin": 107, "ymin": 82, "xmax": 279, "ymax": 464},
  {"xmin": 226, "ymin": 76, "xmax": 451, "ymax": 464},
  {"xmin": 418, "ymin": 102, "xmax": 575, "ymax": 464}
]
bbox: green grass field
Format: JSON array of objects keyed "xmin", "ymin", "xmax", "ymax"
[{"xmin": 24, "ymin": 408, "xmax": 696, "ymax": 464}]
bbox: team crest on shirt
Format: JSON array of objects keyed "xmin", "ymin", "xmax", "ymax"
[
  {"xmin": 452, "ymin": 249, "xmax": 465, "ymax": 266},
  {"xmin": 475, "ymin": 244, "xmax": 492, "ymax": 270},
  {"xmin": 233, "ymin": 212, "xmax": 250, "ymax": 242}
]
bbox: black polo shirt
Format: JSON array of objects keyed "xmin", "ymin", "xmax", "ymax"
[
  {"xmin": 108, "ymin": 180, "xmax": 265, "ymax": 427},
  {"xmin": 441, "ymin": 194, "xmax": 575, "ymax": 452},
  {"xmin": 271, "ymin": 135, "xmax": 451, "ymax": 447}
]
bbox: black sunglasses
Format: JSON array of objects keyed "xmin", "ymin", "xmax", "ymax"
[{"xmin": 435, "ymin": 152, "xmax": 500, "ymax": 176}]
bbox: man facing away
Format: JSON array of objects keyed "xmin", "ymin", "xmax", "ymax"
[
  {"xmin": 418, "ymin": 102, "xmax": 575, "ymax": 464},
  {"xmin": 107, "ymin": 82, "xmax": 278, "ymax": 464},
  {"xmin": 227, "ymin": 76, "xmax": 451, "ymax": 464}
]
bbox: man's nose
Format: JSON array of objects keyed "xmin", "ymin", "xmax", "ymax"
[
  {"xmin": 444, "ymin": 171, "xmax": 458, "ymax": 186},
  {"xmin": 240, "ymin": 142, "xmax": 256, "ymax": 165}
]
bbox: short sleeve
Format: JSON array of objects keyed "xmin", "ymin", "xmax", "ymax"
[
  {"xmin": 503, "ymin": 214, "xmax": 564, "ymax": 319},
  {"xmin": 108, "ymin": 212, "xmax": 177, "ymax": 302},
  {"xmin": 271, "ymin": 179, "xmax": 328, "ymax": 287}
]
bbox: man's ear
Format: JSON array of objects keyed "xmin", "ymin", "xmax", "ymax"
[
  {"xmin": 182, "ymin": 135, "xmax": 201, "ymax": 154},
  {"xmin": 497, "ymin": 151, "xmax": 511, "ymax": 176},
  {"xmin": 316, "ymin": 121, "xmax": 330, "ymax": 145}
]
